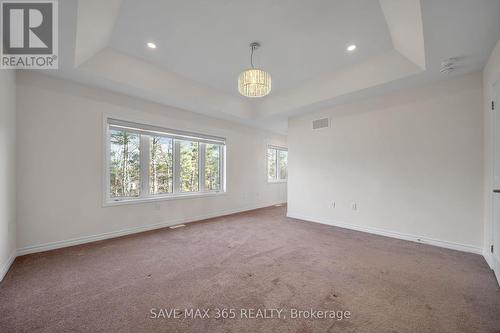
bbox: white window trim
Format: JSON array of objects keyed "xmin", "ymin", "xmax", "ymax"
[
  {"xmin": 102, "ymin": 115, "xmax": 226, "ymax": 207},
  {"xmin": 267, "ymin": 145, "xmax": 288, "ymax": 183},
  {"xmin": 103, "ymin": 192, "xmax": 227, "ymax": 207}
]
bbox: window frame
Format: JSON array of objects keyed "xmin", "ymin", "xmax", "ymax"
[
  {"xmin": 267, "ymin": 145, "xmax": 288, "ymax": 183},
  {"xmin": 103, "ymin": 115, "xmax": 226, "ymax": 206}
]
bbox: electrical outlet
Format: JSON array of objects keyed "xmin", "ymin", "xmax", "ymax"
[
  {"xmin": 331, "ymin": 201, "xmax": 336, "ymax": 208},
  {"xmin": 351, "ymin": 202, "xmax": 357, "ymax": 211}
]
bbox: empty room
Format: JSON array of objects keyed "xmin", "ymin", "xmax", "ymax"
[{"xmin": 1, "ymin": 0, "xmax": 500, "ymax": 332}]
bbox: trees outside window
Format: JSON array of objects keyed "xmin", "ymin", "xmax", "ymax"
[
  {"xmin": 205, "ymin": 144, "xmax": 221, "ymax": 191},
  {"xmin": 150, "ymin": 136, "xmax": 173, "ymax": 195},
  {"xmin": 179, "ymin": 140, "xmax": 199, "ymax": 192},
  {"xmin": 278, "ymin": 150, "xmax": 288, "ymax": 180},
  {"xmin": 109, "ymin": 130, "xmax": 140, "ymax": 197},
  {"xmin": 107, "ymin": 120, "xmax": 225, "ymax": 203},
  {"xmin": 267, "ymin": 148, "xmax": 277, "ymax": 181},
  {"xmin": 267, "ymin": 146, "xmax": 287, "ymax": 182}
]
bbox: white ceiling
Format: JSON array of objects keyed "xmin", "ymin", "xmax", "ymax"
[
  {"xmin": 109, "ymin": 0, "xmax": 393, "ymax": 95},
  {"xmin": 42, "ymin": 0, "xmax": 500, "ymax": 133}
]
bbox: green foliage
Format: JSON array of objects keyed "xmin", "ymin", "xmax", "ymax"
[
  {"xmin": 150, "ymin": 136, "xmax": 173, "ymax": 194},
  {"xmin": 267, "ymin": 148, "xmax": 277, "ymax": 180},
  {"xmin": 279, "ymin": 150, "xmax": 288, "ymax": 180},
  {"xmin": 109, "ymin": 132, "xmax": 224, "ymax": 197},
  {"xmin": 180, "ymin": 140, "xmax": 199, "ymax": 192},
  {"xmin": 109, "ymin": 130, "xmax": 140, "ymax": 197},
  {"xmin": 205, "ymin": 144, "xmax": 221, "ymax": 190},
  {"xmin": 267, "ymin": 148, "xmax": 288, "ymax": 181}
]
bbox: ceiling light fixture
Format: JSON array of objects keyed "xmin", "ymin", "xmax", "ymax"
[
  {"xmin": 347, "ymin": 44, "xmax": 357, "ymax": 52},
  {"xmin": 238, "ymin": 42, "xmax": 271, "ymax": 98},
  {"xmin": 147, "ymin": 42, "xmax": 157, "ymax": 49}
]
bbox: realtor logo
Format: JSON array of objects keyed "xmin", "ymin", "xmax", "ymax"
[{"xmin": 1, "ymin": 0, "xmax": 58, "ymax": 69}]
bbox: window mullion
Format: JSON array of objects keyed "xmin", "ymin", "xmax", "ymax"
[
  {"xmin": 105, "ymin": 125, "xmax": 111, "ymax": 201},
  {"xmin": 199, "ymin": 142, "xmax": 206, "ymax": 192},
  {"xmin": 219, "ymin": 145, "xmax": 223, "ymax": 192},
  {"xmin": 173, "ymin": 140, "xmax": 181, "ymax": 193},
  {"xmin": 140, "ymin": 135, "xmax": 150, "ymax": 198},
  {"xmin": 222, "ymin": 145, "xmax": 226, "ymax": 192},
  {"xmin": 275, "ymin": 149, "xmax": 280, "ymax": 181}
]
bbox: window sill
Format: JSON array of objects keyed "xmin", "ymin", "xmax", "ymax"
[
  {"xmin": 268, "ymin": 180, "xmax": 287, "ymax": 184},
  {"xmin": 103, "ymin": 191, "xmax": 226, "ymax": 207}
]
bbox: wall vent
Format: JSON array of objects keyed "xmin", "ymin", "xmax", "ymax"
[
  {"xmin": 312, "ymin": 118, "xmax": 329, "ymax": 130},
  {"xmin": 169, "ymin": 224, "xmax": 186, "ymax": 229}
]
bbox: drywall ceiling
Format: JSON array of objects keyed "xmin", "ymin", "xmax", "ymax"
[
  {"xmin": 41, "ymin": 0, "xmax": 500, "ymax": 133},
  {"xmin": 109, "ymin": 0, "xmax": 393, "ymax": 95}
]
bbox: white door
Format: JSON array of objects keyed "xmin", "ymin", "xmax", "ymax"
[{"xmin": 492, "ymin": 81, "xmax": 500, "ymax": 283}]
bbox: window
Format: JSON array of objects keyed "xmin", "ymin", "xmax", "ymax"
[
  {"xmin": 150, "ymin": 136, "xmax": 173, "ymax": 195},
  {"xmin": 205, "ymin": 143, "xmax": 222, "ymax": 191},
  {"xmin": 109, "ymin": 130, "xmax": 141, "ymax": 197},
  {"xmin": 105, "ymin": 118, "xmax": 225, "ymax": 204},
  {"xmin": 179, "ymin": 140, "xmax": 199, "ymax": 193},
  {"xmin": 278, "ymin": 149, "xmax": 288, "ymax": 180},
  {"xmin": 267, "ymin": 146, "xmax": 288, "ymax": 182}
]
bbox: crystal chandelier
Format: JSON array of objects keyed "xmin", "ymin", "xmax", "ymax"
[{"xmin": 238, "ymin": 42, "xmax": 271, "ymax": 98}]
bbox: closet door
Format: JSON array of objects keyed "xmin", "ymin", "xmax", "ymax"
[{"xmin": 492, "ymin": 81, "xmax": 500, "ymax": 284}]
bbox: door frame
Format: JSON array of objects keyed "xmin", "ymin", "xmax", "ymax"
[{"xmin": 489, "ymin": 74, "xmax": 500, "ymax": 285}]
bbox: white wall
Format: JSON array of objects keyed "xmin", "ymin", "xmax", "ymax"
[
  {"xmin": 0, "ymin": 70, "xmax": 16, "ymax": 281},
  {"xmin": 288, "ymin": 72, "xmax": 484, "ymax": 253},
  {"xmin": 16, "ymin": 72, "xmax": 286, "ymax": 253},
  {"xmin": 483, "ymin": 39, "xmax": 500, "ymax": 270}
]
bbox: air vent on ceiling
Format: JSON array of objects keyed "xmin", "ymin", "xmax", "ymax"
[
  {"xmin": 312, "ymin": 118, "xmax": 329, "ymax": 130},
  {"xmin": 440, "ymin": 57, "xmax": 463, "ymax": 74}
]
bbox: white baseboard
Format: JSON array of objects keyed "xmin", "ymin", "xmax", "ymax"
[
  {"xmin": 16, "ymin": 202, "xmax": 284, "ymax": 256},
  {"xmin": 0, "ymin": 252, "xmax": 16, "ymax": 283},
  {"xmin": 494, "ymin": 256, "xmax": 500, "ymax": 286},
  {"xmin": 483, "ymin": 248, "xmax": 494, "ymax": 268},
  {"xmin": 287, "ymin": 212, "xmax": 483, "ymax": 255},
  {"xmin": 488, "ymin": 251, "xmax": 500, "ymax": 286}
]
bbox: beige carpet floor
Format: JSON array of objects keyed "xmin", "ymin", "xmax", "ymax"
[{"xmin": 1, "ymin": 206, "xmax": 499, "ymax": 332}]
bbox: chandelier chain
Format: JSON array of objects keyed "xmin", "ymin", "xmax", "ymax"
[{"xmin": 250, "ymin": 44, "xmax": 255, "ymax": 69}]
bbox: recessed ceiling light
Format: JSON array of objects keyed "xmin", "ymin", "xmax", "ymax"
[
  {"xmin": 347, "ymin": 44, "xmax": 356, "ymax": 52},
  {"xmin": 147, "ymin": 42, "xmax": 157, "ymax": 49}
]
